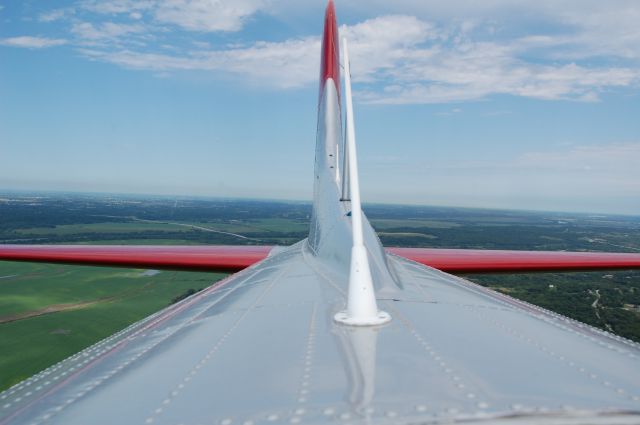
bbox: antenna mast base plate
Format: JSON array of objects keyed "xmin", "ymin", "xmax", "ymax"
[{"xmin": 334, "ymin": 310, "xmax": 391, "ymax": 326}]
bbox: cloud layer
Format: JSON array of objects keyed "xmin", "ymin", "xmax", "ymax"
[
  {"xmin": 0, "ymin": 36, "xmax": 67, "ymax": 49},
  {"xmin": 3, "ymin": 0, "xmax": 640, "ymax": 103},
  {"xmin": 361, "ymin": 142, "xmax": 640, "ymax": 213}
]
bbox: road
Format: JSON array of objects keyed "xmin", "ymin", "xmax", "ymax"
[{"xmin": 131, "ymin": 218, "xmax": 257, "ymax": 241}]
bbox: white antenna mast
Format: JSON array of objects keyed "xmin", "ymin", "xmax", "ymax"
[{"xmin": 334, "ymin": 38, "xmax": 391, "ymax": 327}]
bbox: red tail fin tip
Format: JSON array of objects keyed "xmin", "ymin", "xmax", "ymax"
[{"xmin": 319, "ymin": 0, "xmax": 340, "ymax": 100}]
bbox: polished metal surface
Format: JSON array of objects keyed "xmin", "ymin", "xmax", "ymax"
[{"xmin": 2, "ymin": 240, "xmax": 640, "ymax": 424}]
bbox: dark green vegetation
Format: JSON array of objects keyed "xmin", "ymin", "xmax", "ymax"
[
  {"xmin": 1, "ymin": 192, "xmax": 640, "ymax": 391},
  {"xmin": 170, "ymin": 287, "xmax": 205, "ymax": 305},
  {"xmin": 0, "ymin": 193, "xmax": 309, "ymax": 246},
  {"xmin": 467, "ymin": 271, "xmax": 640, "ymax": 342}
]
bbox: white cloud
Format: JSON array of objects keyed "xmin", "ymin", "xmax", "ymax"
[
  {"xmin": 12, "ymin": 2, "xmax": 640, "ymax": 103},
  {"xmin": 387, "ymin": 142, "xmax": 640, "ymax": 174},
  {"xmin": 361, "ymin": 142, "xmax": 640, "ymax": 214},
  {"xmin": 0, "ymin": 36, "xmax": 67, "ymax": 49},
  {"xmin": 348, "ymin": 15, "xmax": 640, "ymax": 103},
  {"xmin": 81, "ymin": 0, "xmax": 155, "ymax": 15},
  {"xmin": 191, "ymin": 40, "xmax": 210, "ymax": 49},
  {"xmin": 73, "ymin": 12, "xmax": 640, "ymax": 100},
  {"xmin": 38, "ymin": 9, "xmax": 70, "ymax": 22},
  {"xmin": 340, "ymin": 15, "xmax": 435, "ymax": 82},
  {"xmin": 514, "ymin": 143, "xmax": 640, "ymax": 174},
  {"xmin": 436, "ymin": 108, "xmax": 462, "ymax": 116},
  {"xmin": 80, "ymin": 0, "xmax": 264, "ymax": 32},
  {"xmin": 352, "ymin": 0, "xmax": 640, "ymax": 61},
  {"xmin": 80, "ymin": 48, "xmax": 199, "ymax": 70},
  {"xmin": 71, "ymin": 22, "xmax": 147, "ymax": 41},
  {"xmin": 154, "ymin": 0, "xmax": 265, "ymax": 32},
  {"xmin": 360, "ymin": 57, "xmax": 639, "ymax": 104},
  {"xmin": 80, "ymin": 36, "xmax": 320, "ymax": 88}
]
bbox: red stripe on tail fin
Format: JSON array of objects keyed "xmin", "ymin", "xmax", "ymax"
[{"xmin": 319, "ymin": 0, "xmax": 340, "ymax": 102}]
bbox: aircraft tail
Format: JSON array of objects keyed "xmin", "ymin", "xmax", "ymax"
[
  {"xmin": 309, "ymin": 1, "xmax": 395, "ymax": 325},
  {"xmin": 308, "ymin": 0, "xmax": 343, "ymax": 251}
]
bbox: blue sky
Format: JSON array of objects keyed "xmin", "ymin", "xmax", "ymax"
[{"xmin": 1, "ymin": 0, "xmax": 639, "ymax": 215}]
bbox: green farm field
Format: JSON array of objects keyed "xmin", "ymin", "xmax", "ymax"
[{"xmin": 0, "ymin": 261, "xmax": 226, "ymax": 390}]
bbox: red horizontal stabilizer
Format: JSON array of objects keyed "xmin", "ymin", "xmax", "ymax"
[
  {"xmin": 0, "ymin": 245, "xmax": 273, "ymax": 272},
  {"xmin": 2, "ymin": 245, "xmax": 640, "ymax": 274},
  {"xmin": 387, "ymin": 247, "xmax": 640, "ymax": 273}
]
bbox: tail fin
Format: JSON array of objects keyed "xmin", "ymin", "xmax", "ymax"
[
  {"xmin": 309, "ymin": 1, "xmax": 394, "ymax": 326},
  {"xmin": 309, "ymin": 0, "xmax": 343, "ymax": 251}
]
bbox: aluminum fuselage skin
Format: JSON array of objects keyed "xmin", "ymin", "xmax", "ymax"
[{"xmin": 1, "ymin": 2, "xmax": 640, "ymax": 424}]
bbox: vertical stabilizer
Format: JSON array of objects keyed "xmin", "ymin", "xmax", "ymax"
[
  {"xmin": 308, "ymin": 0, "xmax": 343, "ymax": 252},
  {"xmin": 308, "ymin": 1, "xmax": 397, "ymax": 325}
]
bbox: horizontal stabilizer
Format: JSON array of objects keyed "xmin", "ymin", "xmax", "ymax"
[
  {"xmin": 2, "ymin": 244, "xmax": 640, "ymax": 274},
  {"xmin": 387, "ymin": 247, "xmax": 640, "ymax": 273},
  {"xmin": 0, "ymin": 244, "xmax": 273, "ymax": 272}
]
